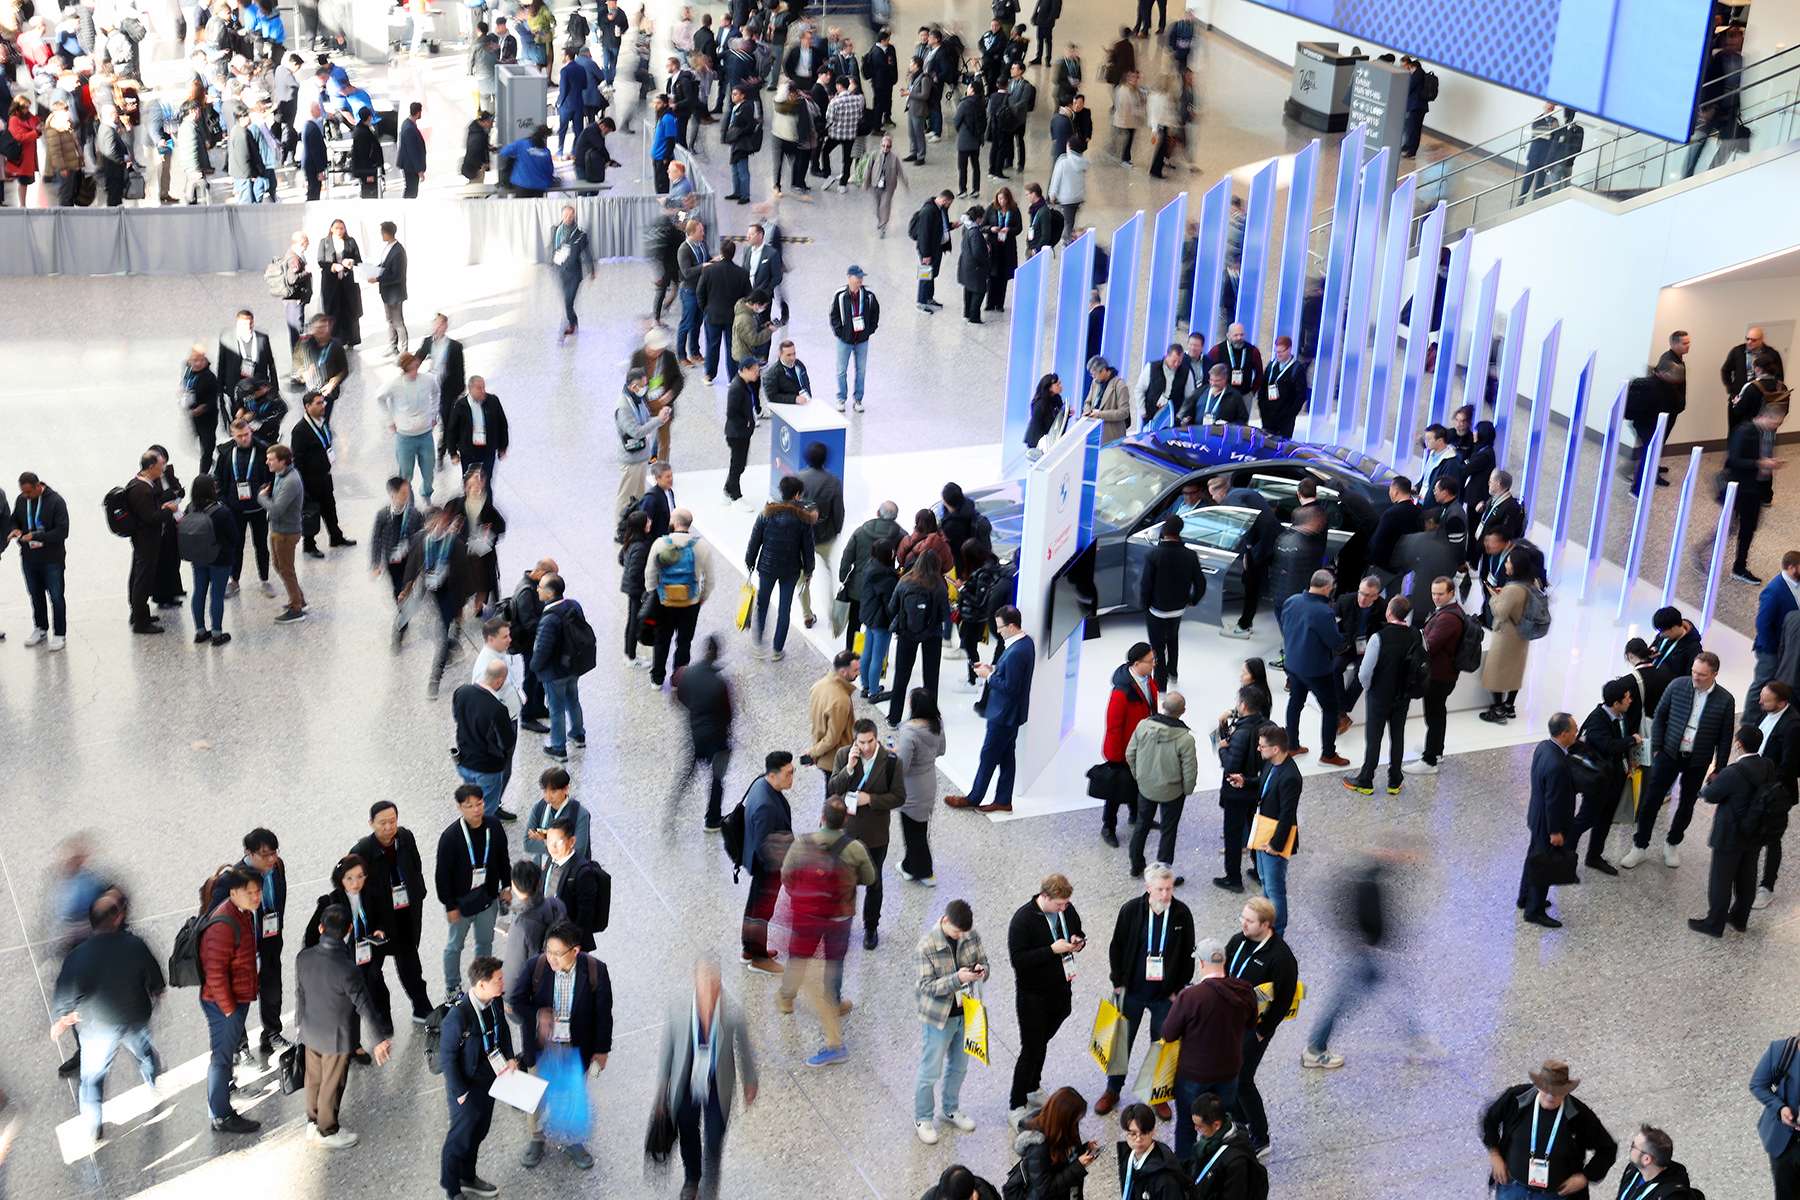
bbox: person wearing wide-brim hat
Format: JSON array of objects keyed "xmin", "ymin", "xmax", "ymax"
[{"xmin": 1479, "ymin": 1059, "xmax": 1619, "ymax": 1200}]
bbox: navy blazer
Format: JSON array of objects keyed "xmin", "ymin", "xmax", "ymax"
[
  {"xmin": 1527, "ymin": 739, "xmax": 1575, "ymax": 848},
  {"xmin": 439, "ymin": 995, "xmax": 516, "ymax": 1099},
  {"xmin": 397, "ymin": 117, "xmax": 427, "ymax": 172},
  {"xmin": 507, "ymin": 951, "xmax": 614, "ymax": 1067},
  {"xmin": 984, "ymin": 633, "xmax": 1035, "ymax": 728},
  {"xmin": 302, "ymin": 118, "xmax": 328, "ymax": 176},
  {"xmin": 1751, "ymin": 1036, "xmax": 1800, "ymax": 1156}
]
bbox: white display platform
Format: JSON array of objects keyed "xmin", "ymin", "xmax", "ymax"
[{"xmin": 681, "ymin": 446, "xmax": 1757, "ymax": 823}]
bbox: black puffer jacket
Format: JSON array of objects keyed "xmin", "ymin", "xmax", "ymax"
[
  {"xmin": 745, "ymin": 501, "xmax": 816, "ymax": 581},
  {"xmin": 1012, "ymin": 1125, "xmax": 1087, "ymax": 1200},
  {"xmin": 1114, "ymin": 1141, "xmax": 1190, "ymax": 1200},
  {"xmin": 620, "ymin": 538, "xmax": 651, "ymax": 596},
  {"xmin": 859, "ymin": 559, "xmax": 900, "ymax": 631},
  {"xmin": 1216, "ymin": 710, "xmax": 1265, "ymax": 808}
]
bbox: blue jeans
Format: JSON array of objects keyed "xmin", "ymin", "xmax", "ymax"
[
  {"xmin": 202, "ymin": 1000, "xmax": 248, "ymax": 1119},
  {"xmin": 442, "ymin": 900, "xmax": 500, "ymax": 995},
  {"xmin": 1255, "ymin": 850, "xmax": 1289, "ymax": 935},
  {"xmin": 915, "ymin": 1014, "xmax": 969, "ymax": 1121},
  {"xmin": 233, "ymin": 175, "xmax": 270, "ymax": 203},
  {"xmin": 702, "ymin": 319, "xmax": 737, "ymax": 380},
  {"xmin": 754, "ymin": 573, "xmax": 799, "ymax": 652},
  {"xmin": 457, "ymin": 764, "xmax": 508, "ymax": 818},
  {"xmin": 860, "ymin": 626, "xmax": 893, "ymax": 694},
  {"xmin": 966, "ymin": 721, "xmax": 1019, "ymax": 807},
  {"xmin": 1174, "ymin": 1076, "xmax": 1239, "ymax": 1158},
  {"xmin": 21, "ymin": 558, "xmax": 66, "ymax": 635},
  {"xmin": 1105, "ymin": 989, "xmax": 1172, "ymax": 1094},
  {"xmin": 79, "ymin": 1020, "xmax": 159, "ymax": 1132},
  {"xmin": 544, "ymin": 674, "xmax": 586, "ymax": 752},
  {"xmin": 1305, "ymin": 945, "xmax": 1422, "ymax": 1053},
  {"xmin": 677, "ymin": 288, "xmax": 701, "ymax": 358},
  {"xmin": 1495, "ymin": 1185, "xmax": 1535, "ymax": 1200},
  {"xmin": 191, "ymin": 562, "xmax": 230, "ymax": 633},
  {"xmin": 730, "ymin": 157, "xmax": 750, "ymax": 198},
  {"xmin": 394, "ymin": 431, "xmax": 437, "ymax": 502},
  {"xmin": 835, "ymin": 338, "xmax": 869, "ymax": 404}
]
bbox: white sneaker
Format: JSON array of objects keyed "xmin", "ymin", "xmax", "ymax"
[
  {"xmin": 1754, "ymin": 886, "xmax": 1774, "ymax": 910},
  {"xmin": 896, "ymin": 867, "xmax": 915, "ymax": 881},
  {"xmin": 22, "ymin": 628, "xmax": 46, "ymax": 647},
  {"xmin": 260, "ymin": 581, "xmax": 276, "ymax": 597},
  {"xmin": 1401, "ymin": 759, "xmax": 1438, "ymax": 775},
  {"xmin": 1219, "ymin": 623, "xmax": 1250, "ymax": 639},
  {"xmin": 48, "ymin": 635, "xmax": 65, "ymax": 652},
  {"xmin": 1618, "ymin": 846, "xmax": 1648, "ymax": 869},
  {"xmin": 921, "ymin": 875, "xmax": 937, "ymax": 887},
  {"xmin": 915, "ymin": 1120, "xmax": 939, "ymax": 1145},
  {"xmin": 1300, "ymin": 1048, "xmax": 1344, "ymax": 1069},
  {"xmin": 945, "ymin": 1111, "xmax": 975, "ymax": 1132},
  {"xmin": 318, "ymin": 1129, "xmax": 360, "ymax": 1149},
  {"xmin": 1662, "ymin": 843, "xmax": 1681, "ymax": 868}
]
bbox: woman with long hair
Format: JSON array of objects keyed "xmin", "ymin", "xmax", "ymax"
[
  {"xmin": 983, "ymin": 185, "xmax": 1023, "ymax": 312},
  {"xmin": 302, "ymin": 854, "xmax": 392, "ymax": 1062},
  {"xmin": 1012, "ymin": 1086, "xmax": 1097, "ymax": 1197},
  {"xmin": 885, "ymin": 551, "xmax": 950, "ymax": 726},
  {"xmin": 317, "ymin": 218, "xmax": 364, "ymax": 347},
  {"xmin": 896, "ymin": 508, "xmax": 953, "ymax": 574},
  {"xmin": 1480, "ymin": 540, "xmax": 1543, "ymax": 722},
  {"xmin": 1024, "ymin": 372, "xmax": 1067, "ymax": 458},
  {"xmin": 618, "ymin": 506, "xmax": 653, "ymax": 665},
  {"xmin": 1241, "ymin": 656, "xmax": 1270, "ymax": 701},
  {"xmin": 894, "ymin": 688, "xmax": 947, "ymax": 883}
]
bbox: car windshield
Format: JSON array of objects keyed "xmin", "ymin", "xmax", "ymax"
[{"xmin": 1093, "ymin": 448, "xmax": 1181, "ymax": 529}]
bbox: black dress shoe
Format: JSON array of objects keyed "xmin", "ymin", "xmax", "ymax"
[
  {"xmin": 863, "ymin": 929, "xmax": 878, "ymax": 950},
  {"xmin": 1686, "ymin": 917, "xmax": 1723, "ymax": 938},
  {"xmin": 521, "ymin": 719, "xmax": 551, "ymax": 734},
  {"xmin": 1100, "ymin": 829, "xmax": 1120, "ymax": 848},
  {"xmin": 59, "ymin": 1054, "xmax": 80, "ymax": 1077},
  {"xmin": 1586, "ymin": 858, "xmax": 1619, "ymax": 876},
  {"xmin": 1523, "ymin": 911, "xmax": 1563, "ymax": 929},
  {"xmin": 303, "ymin": 545, "xmax": 326, "ymax": 559},
  {"xmin": 329, "ymin": 537, "xmax": 358, "ymax": 548},
  {"xmin": 1213, "ymin": 876, "xmax": 1244, "ymax": 893}
]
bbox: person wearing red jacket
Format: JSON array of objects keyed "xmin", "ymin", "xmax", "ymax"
[
  {"xmin": 199, "ymin": 868, "xmax": 264, "ymax": 1134},
  {"xmin": 1100, "ymin": 642, "xmax": 1159, "ymax": 847}
]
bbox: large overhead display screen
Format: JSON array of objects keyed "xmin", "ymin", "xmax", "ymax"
[{"xmin": 1249, "ymin": 0, "xmax": 1715, "ymax": 142}]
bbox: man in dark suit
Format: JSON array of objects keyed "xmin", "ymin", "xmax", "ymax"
[
  {"xmin": 1722, "ymin": 327, "xmax": 1784, "ymax": 409},
  {"xmin": 1689, "ymin": 725, "xmax": 1778, "ymax": 937},
  {"xmin": 1259, "ymin": 335, "xmax": 1309, "ymax": 438},
  {"xmin": 350, "ymin": 801, "xmax": 434, "ymax": 1022},
  {"xmin": 1520, "ymin": 713, "xmax": 1578, "ymax": 927},
  {"xmin": 1366, "ymin": 477, "xmax": 1424, "ymax": 582},
  {"xmin": 696, "ymin": 241, "xmax": 751, "ymax": 381},
  {"xmin": 227, "ymin": 104, "xmax": 270, "ymax": 203},
  {"xmin": 302, "ymin": 102, "xmax": 329, "ymax": 200},
  {"xmin": 1750, "ymin": 680, "xmax": 1800, "ymax": 912},
  {"xmin": 295, "ymin": 904, "xmax": 395, "ymax": 1147},
  {"xmin": 1573, "ymin": 679, "xmax": 1638, "ymax": 873},
  {"xmin": 1725, "ymin": 406, "xmax": 1784, "ymax": 584},
  {"xmin": 913, "ymin": 190, "xmax": 954, "ymax": 313},
  {"xmin": 509, "ymin": 921, "xmax": 613, "ymax": 1169},
  {"xmin": 640, "ymin": 462, "xmax": 676, "ymax": 540},
  {"xmin": 416, "ymin": 314, "xmax": 467, "ymax": 460},
  {"xmin": 369, "ymin": 221, "xmax": 410, "ymax": 357},
  {"xmin": 462, "ymin": 112, "xmax": 494, "ymax": 184},
  {"xmin": 1185, "ymin": 364, "xmax": 1250, "ymax": 426},
  {"xmin": 945, "ymin": 605, "xmax": 1035, "ymax": 813},
  {"xmin": 397, "ymin": 101, "xmax": 428, "ymax": 197},
  {"xmin": 217, "ymin": 310, "xmax": 278, "ymax": 419},
  {"xmin": 289, "ymin": 391, "xmax": 355, "ymax": 556},
  {"xmin": 444, "ymin": 376, "xmax": 509, "ymax": 484},
  {"xmin": 1468, "ymin": 468, "xmax": 1524, "ymax": 569},
  {"xmin": 438, "ymin": 956, "xmax": 514, "ymax": 1200},
  {"xmin": 1622, "ymin": 652, "xmax": 1735, "ymax": 870},
  {"xmin": 1750, "ymin": 1030, "xmax": 1800, "ymax": 1194},
  {"xmin": 863, "ymin": 31, "xmax": 899, "ymax": 128},
  {"xmin": 741, "ymin": 223, "xmax": 783, "ymax": 313}
]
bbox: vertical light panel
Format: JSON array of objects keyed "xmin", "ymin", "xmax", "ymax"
[
  {"xmin": 1427, "ymin": 229, "xmax": 1474, "ymax": 428},
  {"xmin": 1100, "ymin": 211, "xmax": 1145, "ymax": 388},
  {"xmin": 1141, "ymin": 194, "xmax": 1189, "ymax": 370},
  {"xmin": 1187, "ymin": 177, "xmax": 1230, "ymax": 341},
  {"xmin": 1614, "ymin": 413, "xmax": 1668, "ymax": 621},
  {"xmin": 1519, "ymin": 321, "xmax": 1562, "ymax": 521},
  {"xmin": 1661, "ymin": 447, "xmax": 1704, "ymax": 608},
  {"xmin": 1052, "ymin": 232, "xmax": 1096, "ymax": 405},
  {"xmin": 1577, "ymin": 386, "xmax": 1625, "ymax": 598},
  {"xmin": 1549, "ymin": 352, "xmax": 1594, "ymax": 568},
  {"xmin": 1308, "ymin": 124, "xmax": 1366, "ymax": 443},
  {"xmin": 1391, "ymin": 200, "xmax": 1446, "ymax": 480},
  {"xmin": 1001, "ymin": 249, "xmax": 1051, "ymax": 478},
  {"xmin": 1701, "ymin": 482, "xmax": 1738, "ymax": 636},
  {"xmin": 1362, "ymin": 172, "xmax": 1416, "ymax": 459},
  {"xmin": 1334, "ymin": 147, "xmax": 1389, "ymax": 449},
  {"xmin": 1272, "ymin": 140, "xmax": 1320, "ymax": 354},
  {"xmin": 1457, "ymin": 262, "xmax": 1501, "ymax": 419},
  {"xmin": 1491, "ymin": 288, "xmax": 1531, "ymax": 471},
  {"xmin": 1234, "ymin": 159, "xmax": 1279, "ymax": 346}
]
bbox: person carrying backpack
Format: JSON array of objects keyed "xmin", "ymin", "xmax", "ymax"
[
  {"xmin": 645, "ymin": 512, "xmax": 715, "ymax": 688},
  {"xmin": 529, "ymin": 572, "xmax": 595, "ymax": 762},
  {"xmin": 779, "ymin": 796, "xmax": 876, "ymax": 1068},
  {"xmin": 195, "ymin": 867, "xmax": 265, "ymax": 1134},
  {"xmin": 885, "ymin": 549, "xmax": 952, "ymax": 727},
  {"xmin": 1409, "ymin": 575, "xmax": 1471, "ymax": 776},
  {"xmin": 179, "ymin": 475, "xmax": 240, "ymax": 647},
  {"xmin": 508, "ymin": 920, "xmax": 612, "ymax": 1170},
  {"xmin": 1401, "ymin": 56, "xmax": 1434, "ymax": 158},
  {"xmin": 1344, "ymin": 596, "xmax": 1424, "ymax": 797}
]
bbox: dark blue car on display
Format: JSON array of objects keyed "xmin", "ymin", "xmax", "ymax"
[{"xmin": 964, "ymin": 423, "xmax": 1398, "ymax": 624}]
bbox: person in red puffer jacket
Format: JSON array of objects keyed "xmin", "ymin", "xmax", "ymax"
[
  {"xmin": 1100, "ymin": 642, "xmax": 1159, "ymax": 847},
  {"xmin": 199, "ymin": 868, "xmax": 263, "ymax": 1134}
]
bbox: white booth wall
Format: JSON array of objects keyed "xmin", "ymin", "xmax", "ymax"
[{"xmin": 1653, "ymin": 264, "xmax": 1800, "ymax": 436}]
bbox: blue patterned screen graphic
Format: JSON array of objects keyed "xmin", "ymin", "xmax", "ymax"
[{"xmin": 1251, "ymin": 0, "xmax": 1714, "ymax": 142}]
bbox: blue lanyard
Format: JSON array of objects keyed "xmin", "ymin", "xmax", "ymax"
[
  {"xmin": 1194, "ymin": 1144, "xmax": 1229, "ymax": 1183},
  {"xmin": 476, "ymin": 1003, "xmax": 498, "ymax": 1051},
  {"xmin": 1530, "ymin": 1100, "xmax": 1565, "ymax": 1159},
  {"xmin": 349, "ymin": 903, "xmax": 366, "ymax": 939},
  {"xmin": 1260, "ymin": 766, "xmax": 1278, "ymax": 799},
  {"xmin": 1045, "ymin": 911, "xmax": 1066, "ymax": 943},
  {"xmin": 1620, "ymin": 1170, "xmax": 1658, "ymax": 1200},
  {"xmin": 1228, "ymin": 938, "xmax": 1255, "ymax": 978},
  {"xmin": 1121, "ymin": 1155, "xmax": 1137, "ymax": 1200},
  {"xmin": 1146, "ymin": 908, "xmax": 1167, "ymax": 955},
  {"xmin": 426, "ymin": 534, "xmax": 450, "ymax": 573},
  {"xmin": 310, "ymin": 418, "xmax": 331, "ymax": 450},
  {"xmin": 25, "ymin": 498, "xmax": 40, "ymax": 531},
  {"xmin": 461, "ymin": 821, "xmax": 489, "ymax": 869},
  {"xmin": 1654, "ymin": 638, "xmax": 1677, "ymax": 667},
  {"xmin": 233, "ymin": 448, "xmax": 252, "ymax": 483},
  {"xmin": 1227, "ymin": 343, "xmax": 1244, "ymax": 370}
]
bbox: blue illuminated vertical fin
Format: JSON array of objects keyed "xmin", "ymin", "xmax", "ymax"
[
  {"xmin": 1273, "ymin": 140, "xmax": 1320, "ymax": 354},
  {"xmin": 1363, "ymin": 172, "xmax": 1415, "ymax": 459},
  {"xmin": 1053, "ymin": 231, "xmax": 1096, "ymax": 404},
  {"xmin": 1615, "ymin": 413, "xmax": 1668, "ymax": 622},
  {"xmin": 1392, "ymin": 201, "xmax": 1445, "ymax": 481},
  {"xmin": 1519, "ymin": 320, "xmax": 1561, "ymax": 523},
  {"xmin": 1459, "ymin": 262, "xmax": 1501, "ymax": 419},
  {"xmin": 1701, "ymin": 482, "xmax": 1737, "ymax": 636},
  {"xmin": 1141, "ymin": 194, "xmax": 1189, "ymax": 372},
  {"xmin": 1492, "ymin": 288, "xmax": 1531, "ymax": 471},
  {"xmin": 1334, "ymin": 146, "xmax": 1388, "ymax": 449},
  {"xmin": 1549, "ymin": 352, "xmax": 1593, "ymax": 571},
  {"xmin": 1662, "ymin": 447, "xmax": 1704, "ymax": 608},
  {"xmin": 1427, "ymin": 229, "xmax": 1473, "ymax": 428},
  {"xmin": 1235, "ymin": 159, "xmax": 1279, "ymax": 346},
  {"xmin": 1002, "ymin": 249, "xmax": 1051, "ymax": 478},
  {"xmin": 1188, "ymin": 177, "xmax": 1229, "ymax": 340},
  {"xmin": 1578, "ymin": 386, "xmax": 1625, "ymax": 598},
  {"xmin": 1309, "ymin": 123, "xmax": 1366, "ymax": 443},
  {"xmin": 1100, "ymin": 212, "xmax": 1144, "ymax": 388}
]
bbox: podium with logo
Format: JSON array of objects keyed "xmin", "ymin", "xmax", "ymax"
[{"xmin": 768, "ymin": 403, "xmax": 848, "ymax": 499}]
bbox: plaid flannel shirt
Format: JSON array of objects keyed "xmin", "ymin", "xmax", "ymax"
[
  {"xmin": 826, "ymin": 92, "xmax": 865, "ymax": 142},
  {"xmin": 915, "ymin": 922, "xmax": 989, "ymax": 1029}
]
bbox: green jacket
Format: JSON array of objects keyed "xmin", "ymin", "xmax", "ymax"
[{"xmin": 1124, "ymin": 714, "xmax": 1198, "ymax": 803}]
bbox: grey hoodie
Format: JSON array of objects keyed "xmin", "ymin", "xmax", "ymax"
[
  {"xmin": 1125, "ymin": 713, "xmax": 1198, "ymax": 803},
  {"xmin": 258, "ymin": 465, "xmax": 306, "ymax": 535}
]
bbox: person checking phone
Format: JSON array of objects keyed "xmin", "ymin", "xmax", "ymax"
[
  {"xmin": 1006, "ymin": 872, "xmax": 1086, "ymax": 1118},
  {"xmin": 912, "ymin": 899, "xmax": 990, "ymax": 1145}
]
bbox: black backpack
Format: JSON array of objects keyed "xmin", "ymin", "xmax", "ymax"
[
  {"xmin": 0, "ymin": 126, "xmax": 22, "ymax": 166},
  {"xmin": 567, "ymin": 859, "xmax": 612, "ymax": 935},
  {"xmin": 178, "ymin": 507, "xmax": 220, "ymax": 564},
  {"xmin": 720, "ymin": 781, "xmax": 756, "ymax": 882},
  {"xmin": 1744, "ymin": 772, "xmax": 1795, "ymax": 840},
  {"xmin": 1422, "ymin": 70, "xmax": 1440, "ymax": 101},
  {"xmin": 103, "ymin": 485, "xmax": 138, "ymax": 538},
  {"xmin": 908, "ymin": 206, "xmax": 925, "ymax": 241},
  {"xmin": 1453, "ymin": 611, "xmax": 1485, "ymax": 673},
  {"xmin": 424, "ymin": 991, "xmax": 468, "ymax": 1074},
  {"xmin": 1403, "ymin": 632, "xmax": 1430, "ymax": 700},
  {"xmin": 560, "ymin": 607, "xmax": 599, "ymax": 677},
  {"xmin": 958, "ymin": 563, "xmax": 1003, "ymax": 623},
  {"xmin": 896, "ymin": 586, "xmax": 936, "ymax": 638},
  {"xmin": 167, "ymin": 907, "xmax": 239, "ymax": 989}
]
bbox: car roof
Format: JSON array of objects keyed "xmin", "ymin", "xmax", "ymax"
[{"xmin": 1117, "ymin": 424, "xmax": 1398, "ymax": 486}]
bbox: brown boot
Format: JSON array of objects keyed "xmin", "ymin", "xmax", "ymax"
[{"xmin": 1093, "ymin": 1090, "xmax": 1119, "ymax": 1116}]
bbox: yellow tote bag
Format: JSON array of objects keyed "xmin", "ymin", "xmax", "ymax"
[
  {"xmin": 1247, "ymin": 814, "xmax": 1296, "ymax": 858},
  {"xmin": 1254, "ymin": 979, "xmax": 1306, "ymax": 1021},
  {"xmin": 960, "ymin": 993, "xmax": 989, "ymax": 1065},
  {"xmin": 1126, "ymin": 1039, "xmax": 1180, "ymax": 1106},
  {"xmin": 853, "ymin": 629, "xmax": 866, "ymax": 656},
  {"xmin": 1089, "ymin": 997, "xmax": 1128, "ymax": 1072},
  {"xmin": 734, "ymin": 579, "xmax": 755, "ymax": 631}
]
